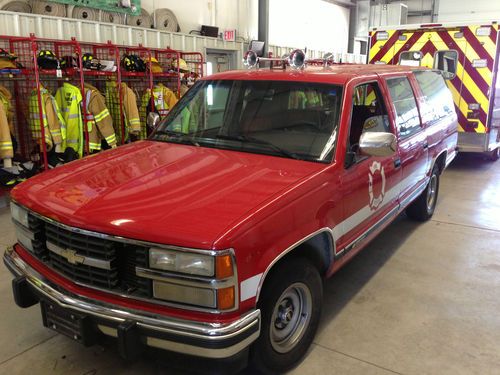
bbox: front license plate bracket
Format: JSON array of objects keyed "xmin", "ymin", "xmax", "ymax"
[{"xmin": 40, "ymin": 301, "xmax": 100, "ymax": 346}]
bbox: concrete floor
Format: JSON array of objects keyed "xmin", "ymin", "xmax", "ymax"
[{"xmin": 0, "ymin": 153, "xmax": 499, "ymax": 374}]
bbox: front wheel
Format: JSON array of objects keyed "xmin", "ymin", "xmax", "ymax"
[
  {"xmin": 250, "ymin": 258, "xmax": 322, "ymax": 374},
  {"xmin": 406, "ymin": 165, "xmax": 440, "ymax": 221}
]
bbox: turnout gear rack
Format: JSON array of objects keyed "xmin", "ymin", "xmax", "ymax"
[{"xmin": 0, "ymin": 33, "xmax": 204, "ymax": 177}]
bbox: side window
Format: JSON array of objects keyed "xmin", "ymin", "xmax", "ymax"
[
  {"xmin": 399, "ymin": 51, "xmax": 422, "ymax": 67},
  {"xmin": 349, "ymin": 82, "xmax": 390, "ymax": 150},
  {"xmin": 414, "ymin": 70, "xmax": 455, "ymax": 125},
  {"xmin": 386, "ymin": 77, "xmax": 421, "ymax": 139},
  {"xmin": 433, "ymin": 50, "xmax": 458, "ymax": 79}
]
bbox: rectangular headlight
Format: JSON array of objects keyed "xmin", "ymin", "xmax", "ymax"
[
  {"xmin": 149, "ymin": 248, "xmax": 215, "ymax": 277},
  {"xmin": 11, "ymin": 203, "xmax": 29, "ymax": 228}
]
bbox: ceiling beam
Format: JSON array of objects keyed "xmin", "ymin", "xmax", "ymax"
[{"xmin": 322, "ymin": 0, "xmax": 357, "ymax": 8}]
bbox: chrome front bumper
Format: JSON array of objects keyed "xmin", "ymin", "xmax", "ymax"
[{"xmin": 3, "ymin": 247, "xmax": 260, "ymax": 359}]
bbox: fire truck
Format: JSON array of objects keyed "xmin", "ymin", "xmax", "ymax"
[{"xmin": 369, "ymin": 21, "xmax": 500, "ymax": 160}]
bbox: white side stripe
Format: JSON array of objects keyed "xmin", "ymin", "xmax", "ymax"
[
  {"xmin": 332, "ymin": 171, "xmax": 427, "ymax": 243},
  {"xmin": 240, "ymin": 273, "xmax": 263, "ymax": 302}
]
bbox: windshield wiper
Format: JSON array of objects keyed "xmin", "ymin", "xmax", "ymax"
[
  {"xmin": 216, "ymin": 134, "xmax": 302, "ymax": 160},
  {"xmin": 154, "ymin": 129, "xmax": 200, "ymax": 146}
]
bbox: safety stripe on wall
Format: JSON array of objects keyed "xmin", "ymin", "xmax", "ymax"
[{"xmin": 369, "ymin": 24, "xmax": 499, "ymax": 134}]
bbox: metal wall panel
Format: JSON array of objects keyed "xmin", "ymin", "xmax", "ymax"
[{"xmin": 0, "ymin": 10, "xmax": 365, "ymax": 68}]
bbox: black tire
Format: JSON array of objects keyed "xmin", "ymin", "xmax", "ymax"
[
  {"xmin": 406, "ymin": 165, "xmax": 440, "ymax": 221},
  {"xmin": 250, "ymin": 258, "xmax": 322, "ymax": 374},
  {"xmin": 488, "ymin": 148, "xmax": 500, "ymax": 161}
]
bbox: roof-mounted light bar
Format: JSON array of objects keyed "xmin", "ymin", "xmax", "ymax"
[{"xmin": 243, "ymin": 49, "xmax": 307, "ymax": 70}]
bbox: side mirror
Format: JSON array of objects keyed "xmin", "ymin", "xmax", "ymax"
[
  {"xmin": 147, "ymin": 112, "xmax": 160, "ymax": 130},
  {"xmin": 359, "ymin": 132, "xmax": 397, "ymax": 157}
]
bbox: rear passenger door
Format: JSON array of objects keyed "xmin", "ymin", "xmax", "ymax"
[{"xmin": 383, "ymin": 75, "xmax": 429, "ymax": 204}]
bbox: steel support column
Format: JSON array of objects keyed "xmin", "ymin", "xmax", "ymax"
[{"xmin": 258, "ymin": 0, "xmax": 269, "ymax": 56}]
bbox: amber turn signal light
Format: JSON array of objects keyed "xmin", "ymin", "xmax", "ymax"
[
  {"xmin": 216, "ymin": 254, "xmax": 233, "ymax": 279},
  {"xmin": 217, "ymin": 286, "xmax": 235, "ymax": 310}
]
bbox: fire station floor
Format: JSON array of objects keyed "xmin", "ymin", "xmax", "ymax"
[{"xmin": 0, "ymin": 152, "xmax": 500, "ymax": 375}]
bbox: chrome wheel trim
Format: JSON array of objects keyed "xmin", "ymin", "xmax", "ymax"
[
  {"xmin": 270, "ymin": 282, "xmax": 312, "ymax": 354},
  {"xmin": 426, "ymin": 174, "xmax": 438, "ymax": 212}
]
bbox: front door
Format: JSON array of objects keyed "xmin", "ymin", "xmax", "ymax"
[{"xmin": 336, "ymin": 80, "xmax": 402, "ymax": 255}]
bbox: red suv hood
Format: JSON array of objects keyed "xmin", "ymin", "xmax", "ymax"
[{"xmin": 13, "ymin": 141, "xmax": 323, "ymax": 248}]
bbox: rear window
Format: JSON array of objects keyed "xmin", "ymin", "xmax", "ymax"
[
  {"xmin": 386, "ymin": 77, "xmax": 421, "ymax": 139},
  {"xmin": 399, "ymin": 51, "xmax": 422, "ymax": 67},
  {"xmin": 414, "ymin": 71, "xmax": 455, "ymax": 124},
  {"xmin": 433, "ymin": 51, "xmax": 458, "ymax": 79}
]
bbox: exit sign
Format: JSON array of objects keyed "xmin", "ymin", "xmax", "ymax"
[{"xmin": 223, "ymin": 29, "xmax": 236, "ymax": 41}]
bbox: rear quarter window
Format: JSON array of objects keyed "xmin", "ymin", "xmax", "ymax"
[
  {"xmin": 386, "ymin": 77, "xmax": 421, "ymax": 139},
  {"xmin": 414, "ymin": 71, "xmax": 455, "ymax": 125}
]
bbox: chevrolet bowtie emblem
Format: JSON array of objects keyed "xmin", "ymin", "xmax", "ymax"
[{"xmin": 60, "ymin": 248, "xmax": 85, "ymax": 265}]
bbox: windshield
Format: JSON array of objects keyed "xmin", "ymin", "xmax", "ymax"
[{"xmin": 152, "ymin": 80, "xmax": 343, "ymax": 162}]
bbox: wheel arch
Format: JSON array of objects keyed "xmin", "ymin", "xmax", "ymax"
[
  {"xmin": 432, "ymin": 150, "xmax": 447, "ymax": 174},
  {"xmin": 255, "ymin": 228, "xmax": 334, "ymax": 303}
]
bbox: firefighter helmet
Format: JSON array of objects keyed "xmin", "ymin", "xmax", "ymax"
[
  {"xmin": 37, "ymin": 50, "xmax": 60, "ymax": 70},
  {"xmin": 81, "ymin": 53, "xmax": 94, "ymax": 69},
  {"xmin": 172, "ymin": 58, "xmax": 190, "ymax": 73},
  {"xmin": 0, "ymin": 48, "xmax": 16, "ymax": 60},
  {"xmin": 0, "ymin": 49, "xmax": 17, "ymax": 69},
  {"xmin": 146, "ymin": 56, "xmax": 162, "ymax": 73},
  {"xmin": 59, "ymin": 55, "xmax": 78, "ymax": 70},
  {"xmin": 121, "ymin": 54, "xmax": 146, "ymax": 72}
]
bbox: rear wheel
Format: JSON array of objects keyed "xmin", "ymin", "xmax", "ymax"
[
  {"xmin": 488, "ymin": 147, "xmax": 500, "ymax": 161},
  {"xmin": 406, "ymin": 165, "xmax": 440, "ymax": 221},
  {"xmin": 250, "ymin": 258, "xmax": 322, "ymax": 374}
]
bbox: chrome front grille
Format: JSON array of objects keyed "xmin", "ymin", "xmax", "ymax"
[{"xmin": 28, "ymin": 214, "xmax": 151, "ymax": 298}]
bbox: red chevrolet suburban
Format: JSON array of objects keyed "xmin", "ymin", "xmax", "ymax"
[{"xmin": 4, "ymin": 59, "xmax": 457, "ymax": 374}]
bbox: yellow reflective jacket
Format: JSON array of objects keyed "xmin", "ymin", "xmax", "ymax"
[
  {"xmin": 0, "ymin": 100, "xmax": 13, "ymax": 159},
  {"xmin": 55, "ymin": 82, "xmax": 83, "ymax": 157},
  {"xmin": 28, "ymin": 86, "xmax": 66, "ymax": 152},
  {"xmin": 84, "ymin": 84, "xmax": 116, "ymax": 151},
  {"xmin": 288, "ymin": 90, "xmax": 323, "ymax": 109}
]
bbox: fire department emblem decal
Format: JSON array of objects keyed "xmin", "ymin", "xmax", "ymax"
[{"xmin": 368, "ymin": 161, "xmax": 386, "ymax": 210}]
